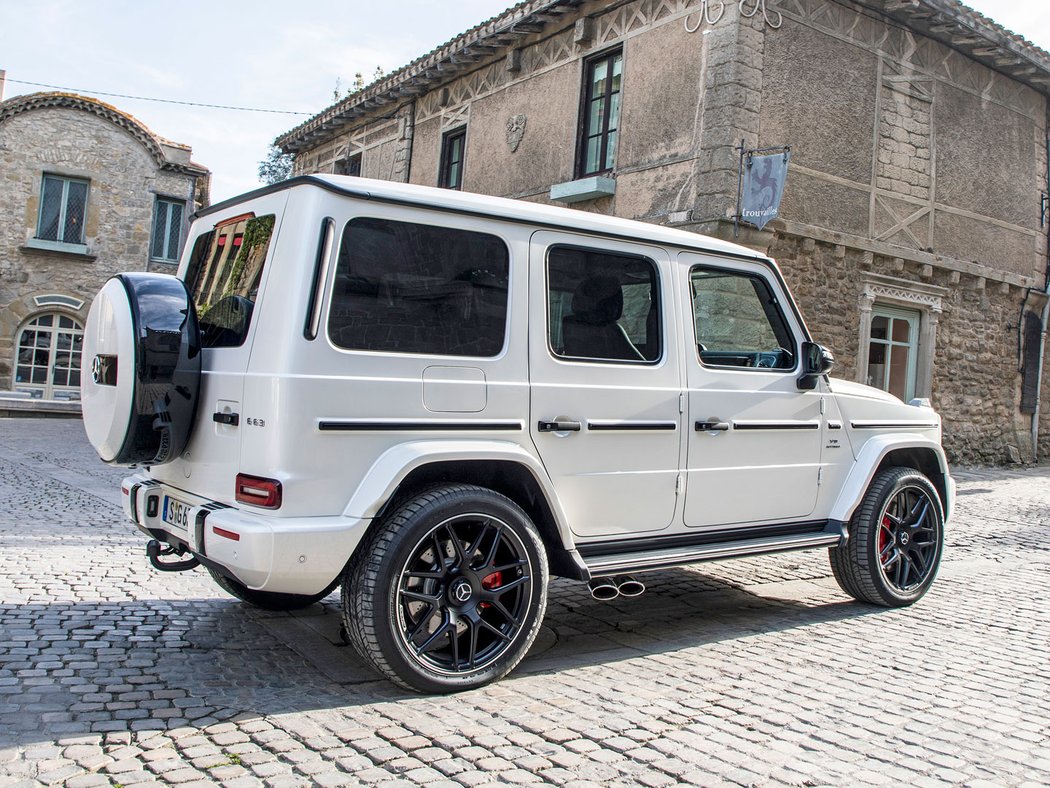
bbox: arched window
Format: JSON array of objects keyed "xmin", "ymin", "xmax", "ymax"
[{"xmin": 14, "ymin": 313, "xmax": 84, "ymax": 400}]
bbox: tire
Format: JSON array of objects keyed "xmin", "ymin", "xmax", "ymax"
[
  {"xmin": 343, "ymin": 484, "xmax": 549, "ymax": 693},
  {"xmin": 208, "ymin": 567, "xmax": 338, "ymax": 611},
  {"xmin": 81, "ymin": 273, "xmax": 201, "ymax": 466},
  {"xmin": 830, "ymin": 466, "xmax": 944, "ymax": 607}
]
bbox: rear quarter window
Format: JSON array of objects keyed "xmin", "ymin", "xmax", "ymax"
[{"xmin": 328, "ymin": 217, "xmax": 509, "ymax": 357}]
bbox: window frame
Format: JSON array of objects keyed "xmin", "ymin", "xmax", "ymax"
[
  {"xmin": 576, "ymin": 47, "xmax": 624, "ymax": 178},
  {"xmin": 438, "ymin": 127, "xmax": 467, "ymax": 190},
  {"xmin": 150, "ymin": 196, "xmax": 186, "ymax": 263},
  {"xmin": 545, "ymin": 243, "xmax": 663, "ymax": 366},
  {"xmin": 866, "ymin": 304, "xmax": 920, "ymax": 401},
  {"xmin": 14, "ymin": 311, "xmax": 85, "ymax": 400},
  {"xmin": 36, "ymin": 174, "xmax": 89, "ymax": 246},
  {"xmin": 688, "ymin": 264, "xmax": 799, "ymax": 374}
]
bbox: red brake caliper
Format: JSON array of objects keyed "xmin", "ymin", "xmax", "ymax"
[
  {"xmin": 480, "ymin": 572, "xmax": 502, "ymax": 610},
  {"xmin": 879, "ymin": 516, "xmax": 891, "ymax": 554}
]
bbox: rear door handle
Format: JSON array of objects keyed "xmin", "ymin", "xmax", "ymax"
[
  {"xmin": 538, "ymin": 420, "xmax": 582, "ymax": 433},
  {"xmin": 695, "ymin": 420, "xmax": 730, "ymax": 432}
]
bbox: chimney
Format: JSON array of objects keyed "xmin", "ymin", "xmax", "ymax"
[{"xmin": 0, "ymin": 70, "xmax": 6, "ymax": 102}]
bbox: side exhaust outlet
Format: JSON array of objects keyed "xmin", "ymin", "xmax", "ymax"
[
  {"xmin": 588, "ymin": 578, "xmax": 620, "ymax": 601},
  {"xmin": 615, "ymin": 575, "xmax": 645, "ymax": 597}
]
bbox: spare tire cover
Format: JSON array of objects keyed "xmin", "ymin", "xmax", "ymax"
[{"xmin": 81, "ymin": 273, "xmax": 202, "ymax": 466}]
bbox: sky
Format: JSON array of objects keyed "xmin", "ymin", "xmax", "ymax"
[{"xmin": 2, "ymin": 0, "xmax": 1049, "ymax": 203}]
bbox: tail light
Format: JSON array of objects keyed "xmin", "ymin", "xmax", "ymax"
[{"xmin": 235, "ymin": 474, "xmax": 282, "ymax": 509}]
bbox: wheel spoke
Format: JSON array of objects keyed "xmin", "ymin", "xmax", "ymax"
[
  {"xmin": 486, "ymin": 575, "xmax": 529, "ymax": 596},
  {"xmin": 881, "ymin": 550, "xmax": 900, "ymax": 571},
  {"xmin": 416, "ymin": 616, "xmax": 453, "ymax": 655},
  {"xmin": 478, "ymin": 617, "xmax": 513, "ymax": 642},
  {"xmin": 898, "ymin": 554, "xmax": 913, "ymax": 588},
  {"xmin": 908, "ymin": 500, "xmax": 930, "ymax": 529},
  {"xmin": 405, "ymin": 569, "xmax": 443, "ymax": 581},
  {"xmin": 465, "ymin": 519, "xmax": 491, "ymax": 565},
  {"xmin": 488, "ymin": 598, "xmax": 522, "ymax": 627},
  {"xmin": 492, "ymin": 559, "xmax": 527, "ymax": 573},
  {"xmin": 466, "ymin": 618, "xmax": 479, "ymax": 668},
  {"xmin": 400, "ymin": 588, "xmax": 441, "ymax": 605},
  {"xmin": 879, "ymin": 540, "xmax": 895, "ymax": 561},
  {"xmin": 406, "ymin": 604, "xmax": 437, "ymax": 640},
  {"xmin": 911, "ymin": 549, "xmax": 928, "ymax": 580},
  {"xmin": 446, "ymin": 523, "xmax": 468, "ymax": 567}
]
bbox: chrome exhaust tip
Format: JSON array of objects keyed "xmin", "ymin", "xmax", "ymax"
[
  {"xmin": 616, "ymin": 575, "xmax": 645, "ymax": 597},
  {"xmin": 588, "ymin": 578, "xmax": 620, "ymax": 601}
]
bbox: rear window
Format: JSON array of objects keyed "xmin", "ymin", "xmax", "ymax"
[
  {"xmin": 185, "ymin": 213, "xmax": 275, "ymax": 348},
  {"xmin": 328, "ymin": 217, "xmax": 509, "ymax": 357}
]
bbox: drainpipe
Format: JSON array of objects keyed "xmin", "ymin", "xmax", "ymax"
[{"xmin": 1032, "ymin": 135, "xmax": 1050, "ymax": 463}]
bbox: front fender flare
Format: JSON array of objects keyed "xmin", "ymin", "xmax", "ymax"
[
  {"xmin": 342, "ymin": 439, "xmax": 575, "ymax": 549},
  {"xmin": 830, "ymin": 434, "xmax": 952, "ymax": 524}
]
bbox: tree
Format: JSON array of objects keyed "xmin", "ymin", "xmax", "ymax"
[{"xmin": 258, "ymin": 145, "xmax": 293, "ymax": 185}]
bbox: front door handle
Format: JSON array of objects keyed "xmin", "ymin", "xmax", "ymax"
[
  {"xmin": 538, "ymin": 420, "xmax": 582, "ymax": 433},
  {"xmin": 695, "ymin": 420, "xmax": 730, "ymax": 432}
]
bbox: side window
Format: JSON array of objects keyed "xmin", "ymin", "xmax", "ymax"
[
  {"xmin": 328, "ymin": 217, "xmax": 509, "ymax": 357},
  {"xmin": 690, "ymin": 267, "xmax": 795, "ymax": 370},
  {"xmin": 547, "ymin": 246, "xmax": 660, "ymax": 363},
  {"xmin": 185, "ymin": 214, "xmax": 276, "ymax": 348}
]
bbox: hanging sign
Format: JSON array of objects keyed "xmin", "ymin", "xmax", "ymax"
[{"xmin": 739, "ymin": 148, "xmax": 791, "ymax": 231}]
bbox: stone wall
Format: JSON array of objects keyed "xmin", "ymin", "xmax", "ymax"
[{"xmin": 0, "ymin": 99, "xmax": 204, "ymax": 394}]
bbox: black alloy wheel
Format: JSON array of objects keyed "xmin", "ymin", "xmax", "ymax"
[
  {"xmin": 343, "ymin": 484, "xmax": 548, "ymax": 693},
  {"xmin": 395, "ymin": 514, "xmax": 532, "ymax": 675},
  {"xmin": 874, "ymin": 484, "xmax": 940, "ymax": 592},
  {"xmin": 830, "ymin": 466, "xmax": 944, "ymax": 607}
]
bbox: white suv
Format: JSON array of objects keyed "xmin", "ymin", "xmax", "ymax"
[{"xmin": 82, "ymin": 176, "xmax": 953, "ymax": 693}]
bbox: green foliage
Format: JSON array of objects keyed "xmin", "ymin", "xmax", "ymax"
[{"xmin": 258, "ymin": 145, "xmax": 293, "ymax": 185}]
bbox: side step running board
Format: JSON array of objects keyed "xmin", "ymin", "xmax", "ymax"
[{"xmin": 583, "ymin": 529, "xmax": 844, "ymax": 578}]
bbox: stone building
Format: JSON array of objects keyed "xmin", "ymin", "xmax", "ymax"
[
  {"xmin": 0, "ymin": 87, "xmax": 209, "ymax": 407},
  {"xmin": 277, "ymin": 0, "xmax": 1050, "ymax": 464}
]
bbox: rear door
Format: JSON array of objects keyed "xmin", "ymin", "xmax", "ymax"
[{"xmin": 528, "ymin": 232, "xmax": 682, "ymax": 538}]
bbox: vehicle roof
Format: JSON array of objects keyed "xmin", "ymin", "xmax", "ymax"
[{"xmin": 198, "ymin": 174, "xmax": 772, "ymax": 265}]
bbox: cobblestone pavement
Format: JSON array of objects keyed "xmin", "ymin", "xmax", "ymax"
[{"xmin": 0, "ymin": 419, "xmax": 1048, "ymax": 787}]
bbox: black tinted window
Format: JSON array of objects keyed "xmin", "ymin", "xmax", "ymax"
[
  {"xmin": 547, "ymin": 246, "xmax": 660, "ymax": 363},
  {"xmin": 328, "ymin": 217, "xmax": 509, "ymax": 356}
]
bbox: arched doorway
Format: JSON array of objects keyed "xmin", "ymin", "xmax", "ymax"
[{"xmin": 14, "ymin": 313, "xmax": 84, "ymax": 400}]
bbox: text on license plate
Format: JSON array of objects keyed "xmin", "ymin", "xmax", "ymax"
[{"xmin": 163, "ymin": 496, "xmax": 191, "ymax": 530}]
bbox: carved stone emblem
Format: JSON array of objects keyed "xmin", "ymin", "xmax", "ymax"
[{"xmin": 506, "ymin": 114, "xmax": 527, "ymax": 153}]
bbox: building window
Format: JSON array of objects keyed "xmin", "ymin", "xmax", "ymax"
[
  {"xmin": 151, "ymin": 197, "xmax": 185, "ymax": 263},
  {"xmin": 342, "ymin": 153, "xmax": 362, "ymax": 177},
  {"xmin": 577, "ymin": 49, "xmax": 623, "ymax": 177},
  {"xmin": 439, "ymin": 128, "xmax": 466, "ymax": 190},
  {"xmin": 866, "ymin": 305, "xmax": 920, "ymax": 401},
  {"xmin": 37, "ymin": 175, "xmax": 89, "ymax": 244},
  {"xmin": 14, "ymin": 312, "xmax": 84, "ymax": 400}
]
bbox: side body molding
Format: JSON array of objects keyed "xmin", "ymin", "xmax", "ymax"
[
  {"xmin": 829, "ymin": 433, "xmax": 953, "ymax": 524},
  {"xmin": 342, "ymin": 439, "xmax": 575, "ymax": 548}
]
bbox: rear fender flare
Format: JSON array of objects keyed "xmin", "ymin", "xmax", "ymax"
[{"xmin": 343, "ymin": 440, "xmax": 575, "ymax": 549}]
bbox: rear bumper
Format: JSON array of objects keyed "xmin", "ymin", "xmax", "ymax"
[{"xmin": 122, "ymin": 473, "xmax": 369, "ymax": 596}]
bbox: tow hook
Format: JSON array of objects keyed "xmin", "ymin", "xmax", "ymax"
[{"xmin": 146, "ymin": 539, "xmax": 201, "ymax": 572}]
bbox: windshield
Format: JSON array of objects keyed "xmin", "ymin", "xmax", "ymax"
[{"xmin": 184, "ymin": 213, "xmax": 275, "ymax": 348}]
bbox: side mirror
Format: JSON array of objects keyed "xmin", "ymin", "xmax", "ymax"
[{"xmin": 798, "ymin": 342, "xmax": 834, "ymax": 390}]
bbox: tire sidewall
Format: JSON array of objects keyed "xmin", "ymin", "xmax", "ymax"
[{"xmin": 349, "ymin": 486, "xmax": 548, "ymax": 693}]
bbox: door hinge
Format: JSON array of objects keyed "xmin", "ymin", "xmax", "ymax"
[
  {"xmin": 819, "ymin": 397, "xmax": 826, "ymax": 415},
  {"xmin": 679, "ymin": 392, "xmax": 686, "ymax": 414},
  {"xmin": 817, "ymin": 466, "xmax": 824, "ymax": 485},
  {"xmin": 675, "ymin": 474, "xmax": 683, "ymax": 495}
]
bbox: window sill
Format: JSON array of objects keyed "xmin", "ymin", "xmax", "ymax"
[
  {"xmin": 550, "ymin": 176, "xmax": 616, "ymax": 204},
  {"xmin": 21, "ymin": 239, "xmax": 96, "ymax": 261}
]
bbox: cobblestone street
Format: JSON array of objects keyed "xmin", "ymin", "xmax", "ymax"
[{"xmin": 0, "ymin": 418, "xmax": 1048, "ymax": 787}]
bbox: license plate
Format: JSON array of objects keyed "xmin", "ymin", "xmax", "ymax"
[{"xmin": 162, "ymin": 496, "xmax": 191, "ymax": 530}]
